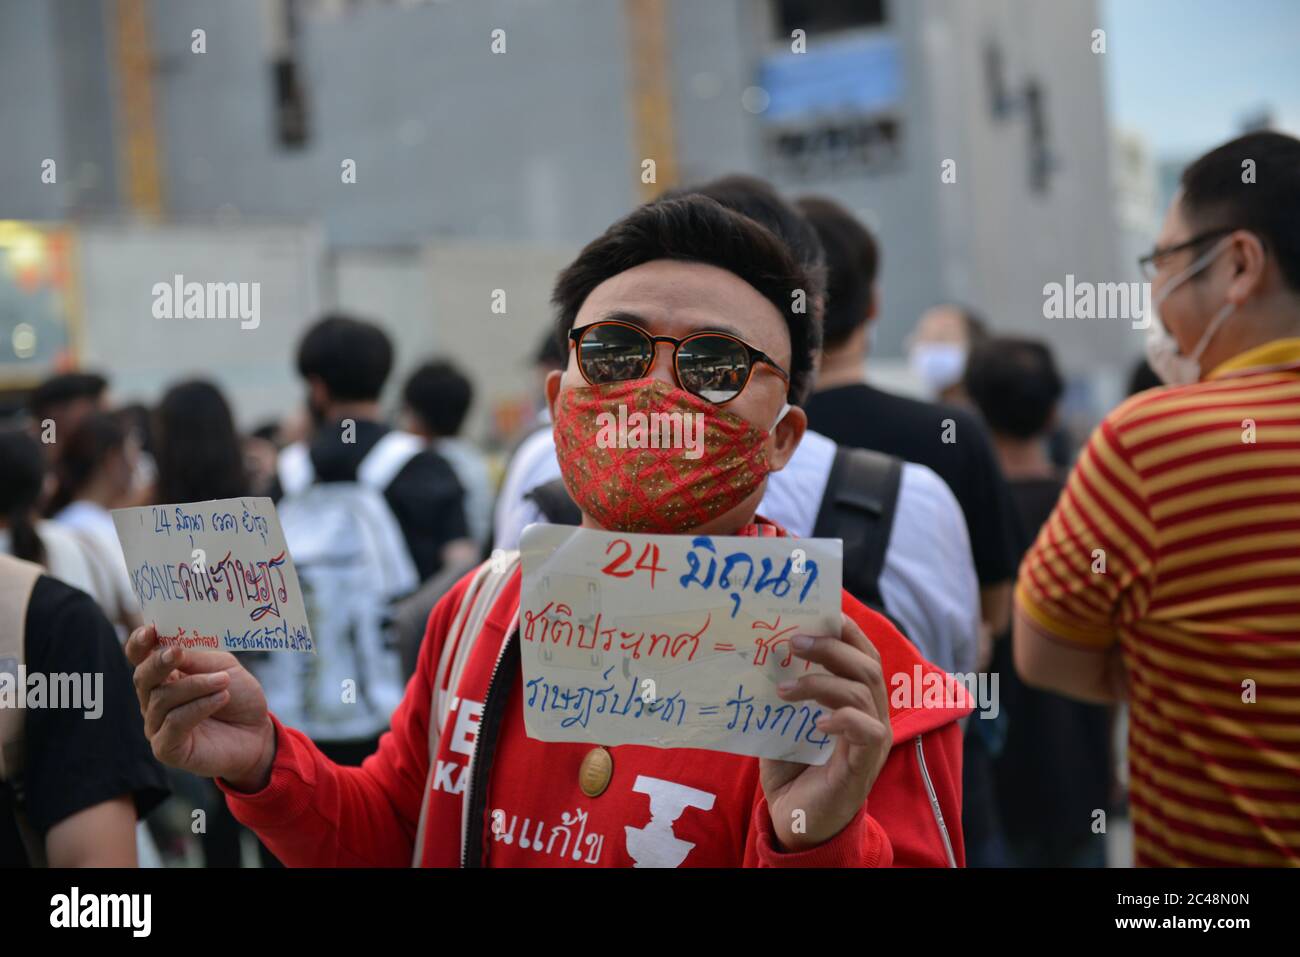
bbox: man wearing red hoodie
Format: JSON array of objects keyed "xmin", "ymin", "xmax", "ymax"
[{"xmin": 127, "ymin": 193, "xmax": 969, "ymax": 867}]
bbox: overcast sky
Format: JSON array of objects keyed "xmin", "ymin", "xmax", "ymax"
[{"xmin": 1101, "ymin": 0, "xmax": 1300, "ymax": 161}]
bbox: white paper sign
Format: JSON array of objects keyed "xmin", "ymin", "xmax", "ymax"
[
  {"xmin": 519, "ymin": 525, "xmax": 842, "ymax": 764},
  {"xmin": 112, "ymin": 498, "xmax": 314, "ymax": 653}
]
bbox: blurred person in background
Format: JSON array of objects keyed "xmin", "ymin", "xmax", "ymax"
[
  {"xmin": 391, "ymin": 360, "xmax": 496, "ymax": 682},
  {"xmin": 116, "ymin": 401, "xmax": 159, "ymax": 507},
  {"xmin": 151, "ymin": 379, "xmax": 257, "ymax": 867},
  {"xmin": 25, "ymin": 372, "xmax": 108, "ymax": 464},
  {"xmin": 401, "ymin": 359, "xmax": 493, "ymax": 552},
  {"xmin": 964, "ymin": 337, "xmax": 1111, "ymax": 867},
  {"xmin": 797, "ymin": 198, "xmax": 1019, "ymax": 656},
  {"xmin": 906, "ymin": 304, "xmax": 989, "ymax": 405},
  {"xmin": 0, "ymin": 429, "xmax": 100, "ymax": 601},
  {"xmin": 0, "ymin": 553, "xmax": 168, "ymax": 867},
  {"xmin": 491, "ymin": 329, "xmax": 570, "ymax": 551},
  {"xmin": 1015, "ymin": 131, "xmax": 1300, "ymax": 866},
  {"xmin": 154, "ymin": 380, "xmax": 252, "ymax": 505},
  {"xmin": 244, "ymin": 420, "xmax": 285, "ymax": 498},
  {"xmin": 257, "ymin": 315, "xmax": 471, "ymax": 829},
  {"xmin": 796, "ymin": 197, "xmax": 1019, "ymax": 866},
  {"xmin": 272, "ymin": 314, "xmax": 470, "ymax": 582},
  {"xmin": 46, "ymin": 411, "xmax": 142, "ymax": 636}
]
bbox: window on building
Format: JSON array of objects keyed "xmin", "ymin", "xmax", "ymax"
[
  {"xmin": 775, "ymin": 0, "xmax": 886, "ymax": 37},
  {"xmin": 766, "ymin": 117, "xmax": 902, "ymax": 181}
]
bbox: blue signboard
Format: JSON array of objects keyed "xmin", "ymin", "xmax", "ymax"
[{"xmin": 759, "ymin": 33, "xmax": 902, "ymax": 123}]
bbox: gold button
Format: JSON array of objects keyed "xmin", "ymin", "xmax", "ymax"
[{"xmin": 578, "ymin": 747, "xmax": 613, "ymax": 798}]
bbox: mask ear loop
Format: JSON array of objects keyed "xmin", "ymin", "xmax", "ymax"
[
  {"xmin": 1154, "ymin": 235, "xmax": 1238, "ymax": 362},
  {"xmin": 770, "ymin": 402, "xmax": 792, "ymax": 431},
  {"xmin": 1188, "ymin": 300, "xmax": 1237, "ymax": 363},
  {"xmin": 1154, "ymin": 236, "xmax": 1235, "ymax": 309}
]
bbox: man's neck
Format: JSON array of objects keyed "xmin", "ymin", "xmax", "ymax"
[
  {"xmin": 78, "ymin": 478, "xmax": 120, "ymax": 510},
  {"xmin": 993, "ymin": 435, "xmax": 1056, "ymax": 481},
  {"xmin": 320, "ymin": 400, "xmax": 382, "ymax": 426},
  {"xmin": 1210, "ymin": 308, "xmax": 1300, "ymax": 373},
  {"xmin": 813, "ymin": 349, "xmax": 867, "ymax": 392}
]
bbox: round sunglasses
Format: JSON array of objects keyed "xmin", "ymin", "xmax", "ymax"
[{"xmin": 568, "ymin": 319, "xmax": 789, "ymax": 405}]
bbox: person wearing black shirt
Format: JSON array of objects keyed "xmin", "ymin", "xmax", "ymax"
[
  {"xmin": 795, "ymin": 197, "xmax": 1020, "ymax": 644},
  {"xmin": 964, "ymin": 336, "xmax": 1111, "ymax": 867},
  {"xmin": 1, "ymin": 563, "xmax": 168, "ymax": 867}
]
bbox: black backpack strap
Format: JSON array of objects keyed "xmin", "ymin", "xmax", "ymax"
[
  {"xmin": 812, "ymin": 446, "xmax": 903, "ymax": 614},
  {"xmin": 525, "ymin": 478, "xmax": 583, "ymax": 527}
]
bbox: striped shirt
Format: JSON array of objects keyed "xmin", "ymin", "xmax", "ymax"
[{"xmin": 1017, "ymin": 337, "xmax": 1300, "ymax": 867}]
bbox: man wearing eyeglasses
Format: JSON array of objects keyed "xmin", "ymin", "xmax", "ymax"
[
  {"xmin": 125, "ymin": 193, "xmax": 970, "ymax": 868},
  {"xmin": 1015, "ymin": 131, "xmax": 1300, "ymax": 866}
]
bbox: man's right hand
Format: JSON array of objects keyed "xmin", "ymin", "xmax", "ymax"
[{"xmin": 126, "ymin": 625, "xmax": 277, "ymax": 793}]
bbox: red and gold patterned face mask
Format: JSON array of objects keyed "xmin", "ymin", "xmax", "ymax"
[{"xmin": 553, "ymin": 378, "xmax": 777, "ymax": 534}]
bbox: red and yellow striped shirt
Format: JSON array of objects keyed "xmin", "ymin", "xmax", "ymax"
[{"xmin": 1018, "ymin": 338, "xmax": 1300, "ymax": 867}]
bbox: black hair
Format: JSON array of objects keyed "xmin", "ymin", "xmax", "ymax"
[
  {"xmin": 153, "ymin": 380, "xmax": 249, "ymax": 504},
  {"xmin": 27, "ymin": 371, "xmax": 108, "ymax": 419},
  {"xmin": 535, "ymin": 327, "xmax": 568, "ymax": 370},
  {"xmin": 250, "ymin": 420, "xmax": 281, "ymax": 443},
  {"xmin": 116, "ymin": 401, "xmax": 155, "ymax": 458},
  {"xmin": 1180, "ymin": 131, "xmax": 1300, "ymax": 293},
  {"xmin": 47, "ymin": 411, "xmax": 128, "ymax": 516},
  {"xmin": 664, "ymin": 175, "xmax": 827, "ymax": 301},
  {"xmin": 794, "ymin": 196, "xmax": 879, "ymax": 350},
  {"xmin": 964, "ymin": 336, "xmax": 1063, "ymax": 439},
  {"xmin": 403, "ymin": 359, "xmax": 474, "ymax": 438},
  {"xmin": 296, "ymin": 313, "xmax": 394, "ymax": 401},
  {"xmin": 552, "ymin": 194, "xmax": 819, "ymax": 403},
  {"xmin": 0, "ymin": 430, "xmax": 48, "ymax": 564}
]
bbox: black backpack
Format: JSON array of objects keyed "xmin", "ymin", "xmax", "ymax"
[{"xmin": 524, "ymin": 445, "xmax": 903, "ymax": 617}]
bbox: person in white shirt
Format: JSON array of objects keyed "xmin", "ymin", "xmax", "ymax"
[{"xmin": 46, "ymin": 412, "xmax": 142, "ymax": 636}]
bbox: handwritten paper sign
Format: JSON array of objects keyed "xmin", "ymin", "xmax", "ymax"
[
  {"xmin": 519, "ymin": 525, "xmax": 842, "ymax": 764},
  {"xmin": 112, "ymin": 498, "xmax": 314, "ymax": 653}
]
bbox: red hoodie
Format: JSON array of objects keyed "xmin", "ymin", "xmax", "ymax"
[{"xmin": 221, "ymin": 531, "xmax": 970, "ymax": 867}]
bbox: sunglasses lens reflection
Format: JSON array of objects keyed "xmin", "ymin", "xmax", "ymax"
[
  {"xmin": 678, "ymin": 336, "xmax": 750, "ymax": 403},
  {"xmin": 577, "ymin": 324, "xmax": 653, "ymax": 383}
]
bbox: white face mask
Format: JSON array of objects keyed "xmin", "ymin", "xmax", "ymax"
[
  {"xmin": 1145, "ymin": 237, "xmax": 1236, "ymax": 386},
  {"xmin": 909, "ymin": 342, "xmax": 968, "ymax": 396}
]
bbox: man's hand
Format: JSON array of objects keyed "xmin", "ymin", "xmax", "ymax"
[
  {"xmin": 760, "ymin": 612, "xmax": 892, "ymax": 852},
  {"xmin": 126, "ymin": 625, "xmax": 277, "ymax": 792}
]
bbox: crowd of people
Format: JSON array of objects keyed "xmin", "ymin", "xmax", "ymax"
[{"xmin": 2, "ymin": 129, "xmax": 1298, "ymax": 868}]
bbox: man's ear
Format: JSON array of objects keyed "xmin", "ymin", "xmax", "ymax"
[
  {"xmin": 544, "ymin": 369, "xmax": 564, "ymax": 419},
  {"xmin": 1226, "ymin": 229, "xmax": 1268, "ymax": 305},
  {"xmin": 768, "ymin": 404, "xmax": 806, "ymax": 472}
]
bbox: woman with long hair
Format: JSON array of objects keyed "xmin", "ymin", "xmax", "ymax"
[
  {"xmin": 0, "ymin": 429, "xmax": 99, "ymax": 598},
  {"xmin": 152, "ymin": 380, "xmax": 250, "ymax": 503}
]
